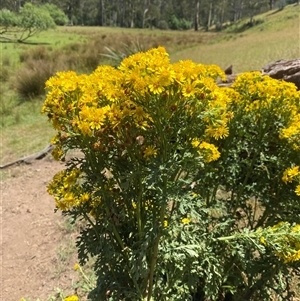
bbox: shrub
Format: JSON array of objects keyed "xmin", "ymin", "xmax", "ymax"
[
  {"xmin": 179, "ymin": 18, "xmax": 192, "ymax": 30},
  {"xmin": 168, "ymin": 14, "xmax": 181, "ymax": 30},
  {"xmin": 157, "ymin": 20, "xmax": 169, "ymax": 30},
  {"xmin": 82, "ymin": 49, "xmax": 101, "ymax": 72},
  {"xmin": 2, "ymin": 55, "xmax": 11, "ymax": 66},
  {"xmin": 0, "ymin": 66, "xmax": 10, "ymax": 82},
  {"xmin": 101, "ymin": 40, "xmax": 146, "ymax": 67},
  {"xmin": 0, "ymin": 9, "xmax": 18, "ymax": 28},
  {"xmin": 19, "ymin": 46, "xmax": 51, "ymax": 63},
  {"xmin": 17, "ymin": 3, "xmax": 56, "ymax": 42},
  {"xmin": 14, "ymin": 59, "xmax": 55, "ymax": 98},
  {"xmin": 169, "ymin": 15, "xmax": 192, "ymax": 30},
  {"xmin": 41, "ymin": 3, "xmax": 68, "ymax": 26},
  {"xmin": 42, "ymin": 47, "xmax": 300, "ymax": 300}
]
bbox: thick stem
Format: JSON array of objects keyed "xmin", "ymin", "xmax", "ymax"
[
  {"xmin": 104, "ymin": 206, "xmax": 144, "ymax": 298},
  {"xmin": 147, "ymin": 204, "xmax": 165, "ymax": 301},
  {"xmin": 147, "ymin": 172, "xmax": 167, "ymax": 301},
  {"xmin": 83, "ymin": 211, "xmax": 101, "ymax": 242},
  {"xmin": 137, "ymin": 176, "xmax": 143, "ymax": 240}
]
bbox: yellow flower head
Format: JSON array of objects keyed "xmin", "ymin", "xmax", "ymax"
[
  {"xmin": 143, "ymin": 146, "xmax": 158, "ymax": 159},
  {"xmin": 182, "ymin": 217, "xmax": 191, "ymax": 224},
  {"xmin": 205, "ymin": 124, "xmax": 229, "ymax": 140},
  {"xmin": 295, "ymin": 185, "xmax": 300, "ymax": 196},
  {"xmin": 282, "ymin": 166, "xmax": 299, "ymax": 183},
  {"xmin": 74, "ymin": 263, "xmax": 80, "ymax": 271},
  {"xmin": 64, "ymin": 295, "xmax": 79, "ymax": 301},
  {"xmin": 51, "ymin": 146, "xmax": 64, "ymax": 161}
]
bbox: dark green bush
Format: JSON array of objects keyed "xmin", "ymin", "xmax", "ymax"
[
  {"xmin": 41, "ymin": 3, "xmax": 68, "ymax": 26},
  {"xmin": 157, "ymin": 20, "xmax": 169, "ymax": 30},
  {"xmin": 169, "ymin": 15, "xmax": 192, "ymax": 30}
]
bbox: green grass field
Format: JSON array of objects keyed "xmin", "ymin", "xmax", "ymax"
[{"xmin": 1, "ymin": 3, "xmax": 299, "ymax": 165}]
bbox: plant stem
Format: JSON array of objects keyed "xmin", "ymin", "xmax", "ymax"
[
  {"xmin": 147, "ymin": 175, "xmax": 167, "ymax": 301},
  {"xmin": 104, "ymin": 206, "xmax": 144, "ymax": 298},
  {"xmin": 137, "ymin": 176, "xmax": 143, "ymax": 240},
  {"xmin": 147, "ymin": 209, "xmax": 164, "ymax": 301},
  {"xmin": 83, "ymin": 211, "xmax": 101, "ymax": 242}
]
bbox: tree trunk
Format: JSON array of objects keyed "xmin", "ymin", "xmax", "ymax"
[
  {"xmin": 142, "ymin": 0, "xmax": 148, "ymax": 28},
  {"xmin": 101, "ymin": 0, "xmax": 105, "ymax": 26},
  {"xmin": 221, "ymin": 0, "xmax": 226, "ymax": 25},
  {"xmin": 207, "ymin": 1, "xmax": 212, "ymax": 30},
  {"xmin": 195, "ymin": 0, "xmax": 200, "ymax": 31},
  {"xmin": 120, "ymin": 0, "xmax": 125, "ymax": 27}
]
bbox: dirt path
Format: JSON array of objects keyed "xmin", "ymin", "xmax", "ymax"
[{"xmin": 1, "ymin": 157, "xmax": 78, "ymax": 301}]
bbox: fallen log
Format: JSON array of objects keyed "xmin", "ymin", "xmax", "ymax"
[
  {"xmin": 0, "ymin": 144, "xmax": 54, "ymax": 170},
  {"xmin": 219, "ymin": 58, "xmax": 300, "ymax": 89},
  {"xmin": 262, "ymin": 58, "xmax": 300, "ymax": 89}
]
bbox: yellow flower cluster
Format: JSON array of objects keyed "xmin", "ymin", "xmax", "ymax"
[
  {"xmin": 282, "ymin": 166, "xmax": 300, "ymax": 196},
  {"xmin": 232, "ymin": 72, "xmax": 299, "ymax": 109},
  {"xmin": 279, "ymin": 113, "xmax": 300, "ymax": 150},
  {"xmin": 43, "ymin": 47, "xmax": 300, "ymax": 212},
  {"xmin": 47, "ymin": 168, "xmax": 92, "ymax": 210},
  {"xmin": 181, "ymin": 217, "xmax": 191, "ymax": 224},
  {"xmin": 42, "ymin": 47, "xmax": 230, "ymax": 164},
  {"xmin": 232, "ymin": 71, "xmax": 300, "ymax": 150},
  {"xmin": 259, "ymin": 222, "xmax": 300, "ymax": 263},
  {"xmin": 273, "ymin": 222, "xmax": 300, "ymax": 263},
  {"xmin": 63, "ymin": 296, "xmax": 79, "ymax": 301},
  {"xmin": 191, "ymin": 138, "xmax": 220, "ymax": 162}
]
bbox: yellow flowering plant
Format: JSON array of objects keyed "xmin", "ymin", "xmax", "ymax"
[
  {"xmin": 43, "ymin": 48, "xmax": 300, "ymax": 300},
  {"xmin": 192, "ymin": 71, "xmax": 300, "ymax": 299}
]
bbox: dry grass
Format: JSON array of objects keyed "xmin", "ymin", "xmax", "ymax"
[
  {"xmin": 14, "ymin": 60, "xmax": 56, "ymax": 98},
  {"xmin": 171, "ymin": 4, "xmax": 300, "ymax": 72}
]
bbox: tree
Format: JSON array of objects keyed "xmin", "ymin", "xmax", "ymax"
[
  {"xmin": 244, "ymin": 0, "xmax": 268, "ymax": 24},
  {"xmin": 0, "ymin": 3, "xmax": 57, "ymax": 42},
  {"xmin": 0, "ymin": 8, "xmax": 18, "ymax": 29},
  {"xmin": 0, "ymin": 0, "xmax": 288, "ymax": 35},
  {"xmin": 0, "ymin": 0, "xmax": 26, "ymax": 12},
  {"xmin": 17, "ymin": 3, "xmax": 56, "ymax": 41},
  {"xmin": 0, "ymin": 8, "xmax": 19, "ymax": 41},
  {"xmin": 42, "ymin": 3, "xmax": 68, "ymax": 25}
]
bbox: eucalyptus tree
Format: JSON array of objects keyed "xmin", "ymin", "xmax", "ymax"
[
  {"xmin": 2, "ymin": 0, "xmax": 296, "ymax": 29},
  {"xmin": 0, "ymin": 2, "xmax": 56, "ymax": 42}
]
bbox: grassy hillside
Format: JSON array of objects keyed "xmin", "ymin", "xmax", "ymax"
[
  {"xmin": 0, "ymin": 3, "xmax": 299, "ymax": 164},
  {"xmin": 171, "ymin": 4, "xmax": 300, "ymax": 72}
]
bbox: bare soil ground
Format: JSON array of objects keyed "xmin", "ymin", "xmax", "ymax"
[{"xmin": 1, "ymin": 156, "xmax": 78, "ymax": 301}]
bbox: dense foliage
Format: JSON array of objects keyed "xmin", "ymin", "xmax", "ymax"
[
  {"xmin": 0, "ymin": 3, "xmax": 66, "ymax": 41},
  {"xmin": 42, "ymin": 47, "xmax": 300, "ymax": 300},
  {"xmin": 1, "ymin": 0, "xmax": 299, "ymax": 29}
]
